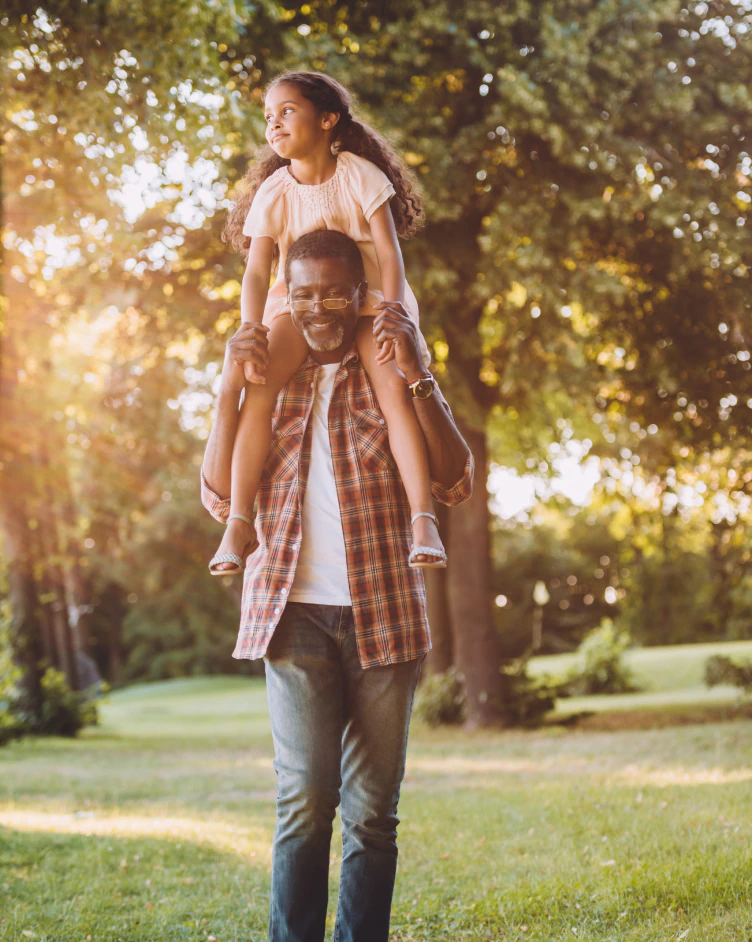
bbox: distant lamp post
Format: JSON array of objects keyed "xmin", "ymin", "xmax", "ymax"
[{"xmin": 532, "ymin": 580, "xmax": 549, "ymax": 651}]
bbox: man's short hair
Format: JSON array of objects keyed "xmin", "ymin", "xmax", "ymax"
[{"xmin": 284, "ymin": 229, "xmax": 366, "ymax": 285}]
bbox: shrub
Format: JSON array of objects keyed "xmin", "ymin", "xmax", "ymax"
[
  {"xmin": 10, "ymin": 667, "xmax": 101, "ymax": 739},
  {"xmin": 500, "ymin": 662, "xmax": 558, "ymax": 728},
  {"xmin": 562, "ymin": 618, "xmax": 641, "ymax": 696},
  {"xmin": 414, "ymin": 667, "xmax": 467, "ymax": 726},
  {"xmin": 414, "ymin": 663, "xmax": 558, "ymax": 728},
  {"xmin": 705, "ymin": 655, "xmax": 752, "ymax": 695}
]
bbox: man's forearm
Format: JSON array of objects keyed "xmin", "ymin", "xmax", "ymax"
[
  {"xmin": 202, "ymin": 383, "xmax": 242, "ymax": 500},
  {"xmin": 412, "ymin": 391, "xmax": 471, "ymax": 488}
]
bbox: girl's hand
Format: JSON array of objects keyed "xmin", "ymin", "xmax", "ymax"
[
  {"xmin": 372, "ymin": 301, "xmax": 425, "ymax": 383},
  {"xmin": 222, "ymin": 323, "xmax": 270, "ymax": 392}
]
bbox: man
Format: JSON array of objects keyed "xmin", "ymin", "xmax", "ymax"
[{"xmin": 201, "ymin": 230, "xmax": 473, "ymax": 942}]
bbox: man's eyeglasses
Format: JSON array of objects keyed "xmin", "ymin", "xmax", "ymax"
[{"xmin": 288, "ymin": 283, "xmax": 362, "ymax": 313}]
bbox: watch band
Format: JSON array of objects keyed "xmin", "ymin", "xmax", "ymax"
[{"xmin": 407, "ymin": 375, "xmax": 436, "ymax": 399}]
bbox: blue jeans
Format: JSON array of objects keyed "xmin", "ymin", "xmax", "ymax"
[{"xmin": 264, "ymin": 602, "xmax": 423, "ymax": 942}]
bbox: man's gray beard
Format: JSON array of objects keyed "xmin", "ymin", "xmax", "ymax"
[{"xmin": 302, "ymin": 323, "xmax": 345, "ymax": 352}]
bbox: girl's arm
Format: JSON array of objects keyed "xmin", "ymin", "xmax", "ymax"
[
  {"xmin": 369, "ymin": 203, "xmax": 406, "ymax": 364},
  {"xmin": 241, "ymin": 236, "xmax": 276, "ymax": 324},
  {"xmin": 369, "ymin": 202, "xmax": 405, "ymax": 304}
]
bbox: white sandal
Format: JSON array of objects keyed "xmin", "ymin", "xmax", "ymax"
[
  {"xmin": 208, "ymin": 514, "xmax": 258, "ymax": 576},
  {"xmin": 408, "ymin": 512, "xmax": 447, "ymax": 569}
]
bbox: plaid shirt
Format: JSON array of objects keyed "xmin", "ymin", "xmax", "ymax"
[{"xmin": 201, "ymin": 344, "xmax": 474, "ymax": 669}]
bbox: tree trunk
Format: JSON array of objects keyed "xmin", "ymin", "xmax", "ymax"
[
  {"xmin": 446, "ymin": 424, "xmax": 505, "ymax": 726},
  {"xmin": 423, "ymin": 505, "xmax": 453, "ymax": 674},
  {"xmin": 2, "ymin": 500, "xmax": 45, "ymax": 713}
]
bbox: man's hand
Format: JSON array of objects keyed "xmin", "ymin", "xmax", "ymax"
[
  {"xmin": 372, "ymin": 301, "xmax": 427, "ymax": 384},
  {"xmin": 222, "ymin": 323, "xmax": 270, "ymax": 393}
]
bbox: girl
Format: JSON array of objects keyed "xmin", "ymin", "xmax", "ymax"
[{"xmin": 209, "ymin": 71, "xmax": 446, "ymax": 575}]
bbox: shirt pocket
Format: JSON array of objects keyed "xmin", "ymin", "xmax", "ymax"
[
  {"xmin": 262, "ymin": 414, "xmax": 305, "ymax": 483},
  {"xmin": 352, "ymin": 407, "xmax": 395, "ymax": 474}
]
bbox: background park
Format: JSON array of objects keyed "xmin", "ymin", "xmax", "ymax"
[{"xmin": 2, "ymin": 1, "xmax": 752, "ymax": 939}]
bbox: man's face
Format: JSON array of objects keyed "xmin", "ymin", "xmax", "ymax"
[{"xmin": 288, "ymin": 256, "xmax": 364, "ymax": 358}]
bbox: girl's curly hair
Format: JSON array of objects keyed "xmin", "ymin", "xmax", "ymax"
[{"xmin": 222, "ymin": 71, "xmax": 424, "ymax": 257}]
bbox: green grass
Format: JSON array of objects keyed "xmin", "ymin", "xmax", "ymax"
[
  {"xmin": 1, "ymin": 672, "xmax": 752, "ymax": 941},
  {"xmin": 529, "ymin": 639, "xmax": 752, "ymax": 716}
]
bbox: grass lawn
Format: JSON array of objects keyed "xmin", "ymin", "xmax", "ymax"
[{"xmin": 1, "ymin": 671, "xmax": 751, "ymax": 941}]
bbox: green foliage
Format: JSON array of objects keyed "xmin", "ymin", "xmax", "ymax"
[
  {"xmin": 11, "ymin": 667, "xmax": 100, "ymax": 739},
  {"xmin": 562, "ymin": 618, "xmax": 642, "ymax": 696},
  {"xmin": 705, "ymin": 654, "xmax": 752, "ymax": 695},
  {"xmin": 4, "ymin": 0, "xmax": 752, "ymax": 711},
  {"xmin": 499, "ymin": 660, "xmax": 558, "ymax": 728},
  {"xmin": 0, "ymin": 600, "xmax": 22, "ymax": 746},
  {"xmin": 414, "ymin": 667, "xmax": 467, "ymax": 726},
  {"xmin": 415, "ymin": 662, "xmax": 557, "ymax": 728}
]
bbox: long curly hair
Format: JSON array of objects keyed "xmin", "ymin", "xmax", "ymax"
[{"xmin": 222, "ymin": 71, "xmax": 424, "ymax": 257}]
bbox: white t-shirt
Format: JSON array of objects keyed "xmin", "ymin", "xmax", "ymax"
[{"xmin": 289, "ymin": 363, "xmax": 352, "ymax": 606}]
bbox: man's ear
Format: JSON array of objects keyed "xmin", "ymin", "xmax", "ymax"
[{"xmin": 359, "ymin": 280, "xmax": 368, "ymax": 304}]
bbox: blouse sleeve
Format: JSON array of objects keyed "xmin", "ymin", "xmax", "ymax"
[
  {"xmin": 347, "ymin": 152, "xmax": 396, "ymax": 223},
  {"xmin": 241, "ymin": 173, "xmax": 285, "ymax": 241}
]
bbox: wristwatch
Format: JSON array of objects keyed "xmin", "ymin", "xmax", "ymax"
[{"xmin": 407, "ymin": 375, "xmax": 436, "ymax": 400}]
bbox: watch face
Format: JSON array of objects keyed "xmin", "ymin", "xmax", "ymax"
[{"xmin": 413, "ymin": 378, "xmax": 434, "ymax": 399}]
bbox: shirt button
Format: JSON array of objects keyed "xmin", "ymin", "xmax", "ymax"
[
  {"xmin": 379, "ymin": 418, "xmax": 385, "ymax": 426},
  {"xmin": 280, "ymin": 588, "xmax": 288, "ymax": 596},
  {"xmin": 273, "ymin": 607, "xmax": 281, "ymax": 615}
]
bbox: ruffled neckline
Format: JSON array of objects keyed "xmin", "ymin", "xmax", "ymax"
[{"xmin": 279, "ymin": 152, "xmax": 347, "ymax": 193}]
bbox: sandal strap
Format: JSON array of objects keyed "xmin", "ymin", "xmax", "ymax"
[
  {"xmin": 209, "ymin": 552, "xmax": 244, "ymax": 569},
  {"xmin": 228, "ymin": 513, "xmax": 253, "ymax": 526},
  {"xmin": 411, "ymin": 512, "xmax": 438, "ymax": 526},
  {"xmin": 409, "ymin": 545, "xmax": 447, "ymax": 562}
]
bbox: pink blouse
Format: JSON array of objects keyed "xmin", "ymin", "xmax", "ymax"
[{"xmin": 242, "ymin": 150, "xmax": 421, "ymax": 335}]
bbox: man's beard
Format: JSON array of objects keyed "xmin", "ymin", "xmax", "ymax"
[{"xmin": 302, "ymin": 322, "xmax": 345, "ymax": 352}]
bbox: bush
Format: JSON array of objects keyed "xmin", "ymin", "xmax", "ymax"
[
  {"xmin": 705, "ymin": 655, "xmax": 752, "ymax": 695},
  {"xmin": 10, "ymin": 667, "xmax": 101, "ymax": 740},
  {"xmin": 414, "ymin": 663, "xmax": 558, "ymax": 729},
  {"xmin": 414, "ymin": 668, "xmax": 467, "ymax": 726},
  {"xmin": 500, "ymin": 662, "xmax": 558, "ymax": 728},
  {"xmin": 561, "ymin": 619, "xmax": 641, "ymax": 696}
]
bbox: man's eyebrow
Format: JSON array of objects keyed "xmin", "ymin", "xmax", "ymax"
[{"xmin": 290, "ymin": 283, "xmax": 352, "ymax": 293}]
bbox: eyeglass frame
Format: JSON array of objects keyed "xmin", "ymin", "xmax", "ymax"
[{"xmin": 287, "ymin": 282, "xmax": 363, "ymax": 314}]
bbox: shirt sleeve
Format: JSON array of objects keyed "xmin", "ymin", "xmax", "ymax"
[
  {"xmin": 432, "ymin": 450, "xmax": 475, "ymax": 507},
  {"xmin": 200, "ymin": 466, "xmax": 231, "ymax": 524},
  {"xmin": 347, "ymin": 152, "xmax": 396, "ymax": 223},
  {"xmin": 241, "ymin": 173, "xmax": 285, "ymax": 241},
  {"xmin": 429, "ymin": 386, "xmax": 475, "ymax": 507}
]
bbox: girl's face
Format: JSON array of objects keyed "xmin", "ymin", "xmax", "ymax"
[{"xmin": 264, "ymin": 83, "xmax": 335, "ymax": 159}]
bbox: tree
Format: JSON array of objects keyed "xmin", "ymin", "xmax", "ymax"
[
  {"xmin": 0, "ymin": 1, "xmax": 249, "ymax": 700},
  {"xmin": 269, "ymin": 0, "xmax": 752, "ymax": 723}
]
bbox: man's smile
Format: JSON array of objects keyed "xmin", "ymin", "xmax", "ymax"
[{"xmin": 303, "ymin": 314, "xmax": 342, "ymax": 331}]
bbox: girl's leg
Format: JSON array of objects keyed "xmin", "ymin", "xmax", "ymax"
[
  {"xmin": 212, "ymin": 316, "xmax": 309, "ymax": 571},
  {"xmin": 356, "ymin": 319, "xmax": 444, "ymax": 565}
]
